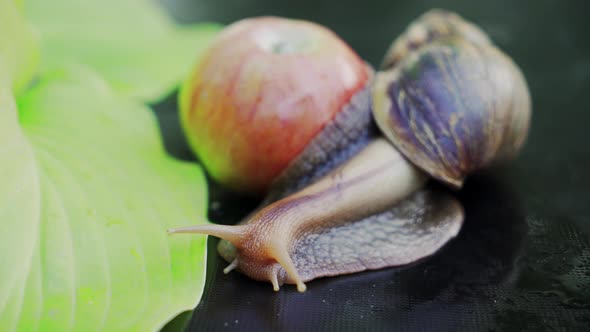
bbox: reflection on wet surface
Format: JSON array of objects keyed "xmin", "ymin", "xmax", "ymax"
[{"xmin": 183, "ymin": 173, "xmax": 588, "ymax": 331}]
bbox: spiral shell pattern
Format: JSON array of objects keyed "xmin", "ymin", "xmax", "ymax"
[{"xmin": 373, "ymin": 10, "xmax": 531, "ymax": 188}]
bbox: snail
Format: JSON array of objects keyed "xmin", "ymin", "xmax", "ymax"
[{"xmin": 169, "ymin": 10, "xmax": 531, "ymax": 292}]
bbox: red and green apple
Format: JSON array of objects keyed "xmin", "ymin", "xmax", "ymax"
[{"xmin": 180, "ymin": 17, "xmax": 369, "ymax": 194}]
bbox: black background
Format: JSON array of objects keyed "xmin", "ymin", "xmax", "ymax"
[{"xmin": 156, "ymin": 0, "xmax": 590, "ymax": 330}]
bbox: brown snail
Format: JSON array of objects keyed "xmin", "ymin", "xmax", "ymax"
[{"xmin": 169, "ymin": 10, "xmax": 531, "ymax": 293}]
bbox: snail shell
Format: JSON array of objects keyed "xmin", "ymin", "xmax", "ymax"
[
  {"xmin": 373, "ymin": 11, "xmax": 531, "ymax": 188},
  {"xmin": 381, "ymin": 9, "xmax": 492, "ymax": 70}
]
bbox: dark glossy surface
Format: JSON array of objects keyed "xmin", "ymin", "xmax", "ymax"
[{"xmin": 155, "ymin": 0, "xmax": 590, "ymax": 330}]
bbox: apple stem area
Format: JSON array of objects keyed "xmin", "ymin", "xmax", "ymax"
[{"xmin": 271, "ymin": 41, "xmax": 290, "ymax": 54}]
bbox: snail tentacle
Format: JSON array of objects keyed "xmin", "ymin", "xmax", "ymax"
[
  {"xmin": 223, "ymin": 259, "xmax": 239, "ymax": 274},
  {"xmin": 167, "ymin": 224, "xmax": 248, "ymax": 247}
]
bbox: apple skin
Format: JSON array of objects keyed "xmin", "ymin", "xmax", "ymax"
[{"xmin": 180, "ymin": 17, "xmax": 369, "ymax": 194}]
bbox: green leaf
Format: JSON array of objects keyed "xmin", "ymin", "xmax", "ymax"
[
  {"xmin": 0, "ymin": 66, "xmax": 209, "ymax": 332},
  {"xmin": 0, "ymin": 0, "xmax": 38, "ymax": 93},
  {"xmin": 25, "ymin": 0, "xmax": 221, "ymax": 102}
]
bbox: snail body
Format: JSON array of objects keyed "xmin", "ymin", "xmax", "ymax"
[
  {"xmin": 170, "ymin": 10, "xmax": 531, "ymax": 292},
  {"xmin": 171, "ymin": 139, "xmax": 452, "ymax": 292}
]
